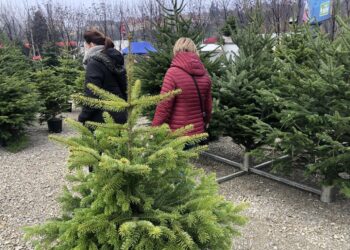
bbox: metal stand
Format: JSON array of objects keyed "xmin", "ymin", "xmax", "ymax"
[{"xmin": 203, "ymin": 151, "xmax": 333, "ymax": 202}]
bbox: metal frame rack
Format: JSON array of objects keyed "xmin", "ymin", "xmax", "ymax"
[{"xmin": 202, "ymin": 151, "xmax": 336, "ymax": 203}]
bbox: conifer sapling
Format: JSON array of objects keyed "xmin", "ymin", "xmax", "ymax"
[{"xmin": 24, "ymin": 42, "xmax": 247, "ymax": 249}]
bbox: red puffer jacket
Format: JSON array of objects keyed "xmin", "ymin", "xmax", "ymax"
[{"xmin": 152, "ymin": 52, "xmax": 212, "ymax": 135}]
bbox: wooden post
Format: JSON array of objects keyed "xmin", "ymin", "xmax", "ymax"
[{"xmin": 320, "ymin": 185, "xmax": 337, "ymax": 203}]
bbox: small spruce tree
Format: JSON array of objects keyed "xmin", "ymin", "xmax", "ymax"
[
  {"xmin": 221, "ymin": 16, "xmax": 237, "ymax": 37},
  {"xmin": 32, "ymin": 68, "xmax": 72, "ymax": 122},
  {"xmin": 41, "ymin": 41, "xmax": 60, "ymax": 67},
  {"xmin": 54, "ymin": 48, "xmax": 84, "ymax": 94},
  {"xmin": 24, "ymin": 44, "xmax": 247, "ymax": 249}
]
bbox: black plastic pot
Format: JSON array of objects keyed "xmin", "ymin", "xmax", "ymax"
[
  {"xmin": 47, "ymin": 118, "xmax": 63, "ymax": 133},
  {"xmin": 0, "ymin": 139, "xmax": 7, "ymax": 147}
]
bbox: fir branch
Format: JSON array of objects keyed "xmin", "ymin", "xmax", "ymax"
[
  {"xmin": 171, "ymin": 125, "xmax": 194, "ymax": 137},
  {"xmin": 87, "ymin": 83, "xmax": 128, "ymax": 103},
  {"xmin": 100, "ymin": 154, "xmax": 151, "ymax": 175},
  {"xmin": 131, "ymin": 89, "xmax": 181, "ymax": 107},
  {"xmin": 167, "ymin": 133, "xmax": 208, "ymax": 148},
  {"xmin": 73, "ymin": 95, "xmax": 129, "ymax": 112},
  {"xmin": 49, "ymin": 135, "xmax": 80, "ymax": 148},
  {"xmin": 85, "ymin": 121, "xmax": 127, "ymax": 130},
  {"xmin": 131, "ymin": 80, "xmax": 142, "ymax": 102},
  {"xmin": 65, "ymin": 118, "xmax": 93, "ymax": 136}
]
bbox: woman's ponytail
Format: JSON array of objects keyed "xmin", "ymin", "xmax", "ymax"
[{"xmin": 104, "ymin": 37, "xmax": 114, "ymax": 51}]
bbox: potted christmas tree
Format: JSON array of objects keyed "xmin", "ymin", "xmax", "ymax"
[
  {"xmin": 24, "ymin": 45, "xmax": 247, "ymax": 249},
  {"xmin": 54, "ymin": 49, "xmax": 84, "ymax": 112},
  {"xmin": 32, "ymin": 68, "xmax": 72, "ymax": 133}
]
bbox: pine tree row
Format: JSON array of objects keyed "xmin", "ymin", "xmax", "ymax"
[
  {"xmin": 212, "ymin": 16, "xmax": 350, "ymax": 196},
  {"xmin": 0, "ymin": 36, "xmax": 83, "ymax": 150}
]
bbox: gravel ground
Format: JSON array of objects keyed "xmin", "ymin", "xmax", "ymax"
[
  {"xmin": 0, "ymin": 112, "xmax": 349, "ymax": 250},
  {"xmin": 0, "ymin": 112, "xmax": 76, "ymax": 250}
]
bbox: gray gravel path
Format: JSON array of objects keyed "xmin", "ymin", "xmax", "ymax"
[
  {"xmin": 0, "ymin": 113, "xmax": 76, "ymax": 250},
  {"xmin": 220, "ymin": 175, "xmax": 350, "ymax": 250},
  {"xmin": 0, "ymin": 112, "xmax": 349, "ymax": 250}
]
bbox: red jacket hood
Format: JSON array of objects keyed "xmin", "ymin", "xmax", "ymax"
[{"xmin": 171, "ymin": 52, "xmax": 206, "ymax": 76}]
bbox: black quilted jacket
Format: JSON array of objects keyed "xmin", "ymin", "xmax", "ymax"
[{"xmin": 78, "ymin": 48, "xmax": 127, "ymax": 124}]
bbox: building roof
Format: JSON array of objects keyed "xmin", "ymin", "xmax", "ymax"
[
  {"xmin": 200, "ymin": 44, "xmax": 222, "ymax": 52},
  {"xmin": 203, "ymin": 37, "xmax": 218, "ymax": 44}
]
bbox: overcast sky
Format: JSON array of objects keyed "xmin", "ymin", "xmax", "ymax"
[
  {"xmin": 1, "ymin": 0, "xmax": 152, "ymax": 20},
  {"xmin": 3, "ymin": 0, "xmax": 213, "ymax": 9},
  {"xmin": 1, "ymin": 0, "xmax": 213, "ymax": 19},
  {"xmin": 2, "ymin": 0, "xmax": 144, "ymax": 10},
  {"xmin": 3, "ymin": 0, "xmax": 200, "ymax": 8}
]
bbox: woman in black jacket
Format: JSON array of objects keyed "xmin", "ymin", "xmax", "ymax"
[{"xmin": 78, "ymin": 29, "xmax": 127, "ymax": 124}]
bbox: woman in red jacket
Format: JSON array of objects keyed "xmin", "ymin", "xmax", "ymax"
[{"xmin": 152, "ymin": 37, "xmax": 212, "ymax": 137}]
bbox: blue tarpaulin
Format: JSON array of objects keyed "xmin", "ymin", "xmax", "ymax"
[{"xmin": 122, "ymin": 41, "xmax": 157, "ymax": 55}]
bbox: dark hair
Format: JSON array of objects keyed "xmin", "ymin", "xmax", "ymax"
[{"xmin": 83, "ymin": 29, "xmax": 114, "ymax": 51}]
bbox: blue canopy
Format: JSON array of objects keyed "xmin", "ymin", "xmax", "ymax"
[{"xmin": 122, "ymin": 41, "xmax": 157, "ymax": 55}]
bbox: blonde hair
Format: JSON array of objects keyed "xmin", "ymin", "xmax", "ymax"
[{"xmin": 173, "ymin": 37, "xmax": 199, "ymax": 56}]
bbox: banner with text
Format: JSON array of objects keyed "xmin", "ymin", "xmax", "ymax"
[{"xmin": 302, "ymin": 0, "xmax": 332, "ymax": 24}]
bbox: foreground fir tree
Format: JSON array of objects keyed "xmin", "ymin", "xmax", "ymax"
[{"xmin": 25, "ymin": 52, "xmax": 246, "ymax": 249}]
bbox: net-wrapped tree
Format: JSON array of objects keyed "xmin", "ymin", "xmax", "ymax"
[
  {"xmin": 0, "ymin": 42, "xmax": 40, "ymax": 149},
  {"xmin": 135, "ymin": 0, "xmax": 223, "ymax": 116},
  {"xmin": 24, "ymin": 50, "xmax": 246, "ymax": 249}
]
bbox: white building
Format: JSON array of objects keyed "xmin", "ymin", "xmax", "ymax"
[{"xmin": 200, "ymin": 36, "xmax": 239, "ymax": 61}]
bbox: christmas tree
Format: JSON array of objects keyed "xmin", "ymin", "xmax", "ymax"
[
  {"xmin": 0, "ymin": 41, "xmax": 40, "ymax": 148},
  {"xmin": 210, "ymin": 15, "xmax": 278, "ymax": 150},
  {"xmin": 24, "ymin": 44, "xmax": 246, "ymax": 249},
  {"xmin": 54, "ymin": 48, "xmax": 84, "ymax": 94},
  {"xmin": 31, "ymin": 68, "xmax": 72, "ymax": 123},
  {"xmin": 221, "ymin": 16, "xmax": 237, "ymax": 37},
  {"xmin": 41, "ymin": 41, "xmax": 60, "ymax": 67},
  {"xmin": 135, "ymin": 0, "xmax": 223, "ymax": 106},
  {"xmin": 261, "ymin": 22, "xmax": 350, "ymax": 192}
]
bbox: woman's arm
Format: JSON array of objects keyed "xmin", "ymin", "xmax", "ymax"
[
  {"xmin": 152, "ymin": 71, "xmax": 176, "ymax": 126},
  {"xmin": 204, "ymin": 79, "xmax": 213, "ymax": 125}
]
